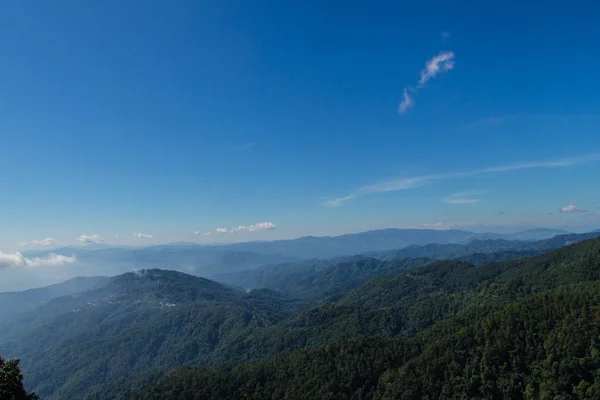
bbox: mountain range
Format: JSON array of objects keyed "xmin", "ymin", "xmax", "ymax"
[
  {"xmin": 2, "ymin": 227, "xmax": 583, "ymax": 292},
  {"xmin": 2, "ymin": 231, "xmax": 600, "ymax": 399}
]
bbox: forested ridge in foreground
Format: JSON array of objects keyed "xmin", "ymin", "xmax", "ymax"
[
  {"xmin": 130, "ymin": 238, "xmax": 600, "ymax": 399},
  {"xmin": 133, "ymin": 282, "xmax": 600, "ymax": 399}
]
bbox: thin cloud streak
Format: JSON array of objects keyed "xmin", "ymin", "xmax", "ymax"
[
  {"xmin": 398, "ymin": 88, "xmax": 414, "ymax": 114},
  {"xmin": 443, "ymin": 190, "xmax": 482, "ymax": 204},
  {"xmin": 325, "ymin": 154, "xmax": 600, "ymax": 207}
]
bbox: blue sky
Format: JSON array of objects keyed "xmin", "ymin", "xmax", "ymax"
[{"xmin": 1, "ymin": 0, "xmax": 599, "ymax": 250}]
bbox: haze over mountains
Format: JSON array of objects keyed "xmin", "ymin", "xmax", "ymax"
[
  {"xmin": 1, "ymin": 227, "xmax": 587, "ymax": 292},
  {"xmin": 2, "ymin": 232, "xmax": 600, "ymax": 399}
]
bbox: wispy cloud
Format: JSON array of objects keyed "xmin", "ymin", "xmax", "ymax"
[
  {"xmin": 216, "ymin": 228, "xmax": 229, "ymax": 234},
  {"xmin": 194, "ymin": 231, "xmax": 212, "ymax": 236},
  {"xmin": 0, "ymin": 252, "xmax": 76, "ymax": 269},
  {"xmin": 560, "ymin": 205, "xmax": 587, "ymax": 213},
  {"xmin": 398, "ymin": 88, "xmax": 414, "ymax": 114},
  {"xmin": 77, "ymin": 234, "xmax": 103, "ymax": 245},
  {"xmin": 324, "ymin": 154, "xmax": 600, "ymax": 207},
  {"xmin": 398, "ymin": 51, "xmax": 455, "ymax": 114},
  {"xmin": 19, "ymin": 238, "xmax": 57, "ymax": 248},
  {"xmin": 324, "ymin": 195, "xmax": 356, "ymax": 208},
  {"xmin": 443, "ymin": 190, "xmax": 482, "ymax": 204},
  {"xmin": 418, "ymin": 51, "xmax": 455, "ymax": 86},
  {"xmin": 441, "ymin": 31, "xmax": 451, "ymax": 42},
  {"xmin": 32, "ymin": 238, "xmax": 57, "ymax": 247},
  {"xmin": 462, "ymin": 116, "xmax": 505, "ymax": 130},
  {"xmin": 133, "ymin": 232, "xmax": 152, "ymax": 239}
]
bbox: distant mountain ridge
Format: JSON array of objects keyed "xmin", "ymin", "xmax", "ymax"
[
  {"xmin": 6, "ymin": 227, "xmax": 597, "ymax": 292},
  {"xmin": 212, "ymin": 231, "xmax": 600, "ymax": 294}
]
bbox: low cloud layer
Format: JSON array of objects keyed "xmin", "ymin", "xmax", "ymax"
[
  {"xmin": 77, "ymin": 234, "xmax": 103, "ymax": 244},
  {"xmin": 194, "ymin": 231, "xmax": 211, "ymax": 236},
  {"xmin": 0, "ymin": 252, "xmax": 76, "ymax": 269},
  {"xmin": 133, "ymin": 232, "xmax": 153, "ymax": 239}
]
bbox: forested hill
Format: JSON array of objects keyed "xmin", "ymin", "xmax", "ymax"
[
  {"xmin": 0, "ymin": 270, "xmax": 302, "ymax": 400},
  {"xmin": 130, "ymin": 238, "xmax": 600, "ymax": 399}
]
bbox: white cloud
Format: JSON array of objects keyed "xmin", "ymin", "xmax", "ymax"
[
  {"xmin": 31, "ymin": 238, "xmax": 57, "ymax": 247},
  {"xmin": 194, "ymin": 231, "xmax": 211, "ymax": 236},
  {"xmin": 247, "ymin": 222, "xmax": 276, "ymax": 231},
  {"xmin": 398, "ymin": 51, "xmax": 455, "ymax": 114},
  {"xmin": 215, "ymin": 222, "xmax": 277, "ymax": 234},
  {"xmin": 561, "ymin": 205, "xmax": 586, "ymax": 213},
  {"xmin": 77, "ymin": 234, "xmax": 103, "ymax": 244},
  {"xmin": 133, "ymin": 232, "xmax": 152, "ymax": 239},
  {"xmin": 442, "ymin": 190, "xmax": 482, "ymax": 204},
  {"xmin": 0, "ymin": 252, "xmax": 76, "ymax": 269},
  {"xmin": 324, "ymin": 154, "xmax": 600, "ymax": 207},
  {"xmin": 418, "ymin": 51, "xmax": 455, "ymax": 86},
  {"xmin": 398, "ymin": 88, "xmax": 414, "ymax": 114}
]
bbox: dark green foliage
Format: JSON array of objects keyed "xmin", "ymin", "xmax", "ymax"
[
  {"xmin": 130, "ymin": 238, "xmax": 600, "ymax": 399},
  {"xmin": 0, "ymin": 355, "xmax": 38, "ymax": 400},
  {"xmin": 7, "ymin": 238, "xmax": 600, "ymax": 399},
  {"xmin": 132, "ymin": 282, "xmax": 600, "ymax": 400}
]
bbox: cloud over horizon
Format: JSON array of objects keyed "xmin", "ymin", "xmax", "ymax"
[
  {"xmin": 77, "ymin": 234, "xmax": 103, "ymax": 244},
  {"xmin": 561, "ymin": 205, "xmax": 586, "ymax": 213},
  {"xmin": 133, "ymin": 232, "xmax": 153, "ymax": 239},
  {"xmin": 0, "ymin": 252, "xmax": 77, "ymax": 269},
  {"xmin": 218, "ymin": 222, "xmax": 277, "ymax": 234}
]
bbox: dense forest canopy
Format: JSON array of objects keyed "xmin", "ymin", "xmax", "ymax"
[{"xmin": 2, "ymin": 237, "xmax": 600, "ymax": 399}]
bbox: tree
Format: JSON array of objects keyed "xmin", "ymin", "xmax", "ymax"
[{"xmin": 0, "ymin": 355, "xmax": 38, "ymax": 400}]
